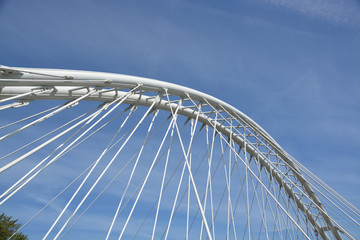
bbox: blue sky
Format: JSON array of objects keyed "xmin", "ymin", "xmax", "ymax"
[{"xmin": 1, "ymin": 0, "xmax": 359, "ymax": 237}]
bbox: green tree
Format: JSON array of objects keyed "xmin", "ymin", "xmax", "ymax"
[{"xmin": 0, "ymin": 213, "xmax": 28, "ymax": 240}]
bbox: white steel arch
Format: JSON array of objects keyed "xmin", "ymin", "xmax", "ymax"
[{"xmin": 0, "ymin": 65, "xmax": 359, "ymax": 239}]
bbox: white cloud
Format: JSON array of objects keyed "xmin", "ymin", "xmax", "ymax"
[{"xmin": 253, "ymin": 0, "xmax": 360, "ymax": 27}]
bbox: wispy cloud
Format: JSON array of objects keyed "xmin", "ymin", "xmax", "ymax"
[{"xmin": 253, "ymin": 0, "xmax": 360, "ymax": 28}]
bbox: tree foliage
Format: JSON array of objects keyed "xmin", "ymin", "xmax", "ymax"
[{"xmin": 0, "ymin": 213, "xmax": 28, "ymax": 240}]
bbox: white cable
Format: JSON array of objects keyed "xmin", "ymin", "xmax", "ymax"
[
  {"xmin": 0, "ymin": 88, "xmax": 97, "ymax": 142},
  {"xmin": 46, "ymin": 89, "xmax": 142, "ymax": 240}
]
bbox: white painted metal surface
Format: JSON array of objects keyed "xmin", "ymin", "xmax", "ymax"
[{"xmin": 0, "ymin": 65, "xmax": 358, "ymax": 239}]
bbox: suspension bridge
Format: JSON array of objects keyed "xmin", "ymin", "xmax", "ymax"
[{"xmin": 0, "ymin": 65, "xmax": 359, "ymax": 239}]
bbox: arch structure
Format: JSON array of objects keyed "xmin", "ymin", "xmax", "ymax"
[{"xmin": 0, "ymin": 65, "xmax": 359, "ymax": 240}]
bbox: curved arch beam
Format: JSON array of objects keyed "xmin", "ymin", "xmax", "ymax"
[{"xmin": 0, "ymin": 66, "xmax": 342, "ymax": 239}]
